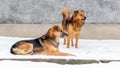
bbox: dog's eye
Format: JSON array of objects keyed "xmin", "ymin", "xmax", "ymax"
[
  {"xmin": 80, "ymin": 14, "xmax": 83, "ymax": 16},
  {"xmin": 59, "ymin": 30, "xmax": 62, "ymax": 32}
]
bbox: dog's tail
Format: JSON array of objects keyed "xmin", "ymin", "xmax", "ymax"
[
  {"xmin": 60, "ymin": 8, "xmax": 70, "ymax": 19},
  {"xmin": 60, "ymin": 8, "xmax": 70, "ymax": 27}
]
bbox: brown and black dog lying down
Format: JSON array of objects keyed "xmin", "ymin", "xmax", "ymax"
[
  {"xmin": 60, "ymin": 9, "xmax": 86, "ymax": 48},
  {"xmin": 10, "ymin": 25, "xmax": 73, "ymax": 56}
]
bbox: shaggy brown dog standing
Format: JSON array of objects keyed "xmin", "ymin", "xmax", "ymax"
[
  {"xmin": 60, "ymin": 9, "xmax": 86, "ymax": 48},
  {"xmin": 10, "ymin": 25, "xmax": 73, "ymax": 56}
]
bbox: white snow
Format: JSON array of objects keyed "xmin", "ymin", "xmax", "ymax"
[
  {"xmin": 1, "ymin": 36, "xmax": 120, "ymax": 68},
  {"xmin": 0, "ymin": 36, "xmax": 120, "ymax": 60}
]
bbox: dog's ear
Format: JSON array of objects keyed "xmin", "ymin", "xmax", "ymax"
[
  {"xmin": 81, "ymin": 10, "xmax": 84, "ymax": 12},
  {"xmin": 74, "ymin": 10, "xmax": 79, "ymax": 14},
  {"xmin": 74, "ymin": 10, "xmax": 85, "ymax": 14},
  {"xmin": 47, "ymin": 28, "xmax": 56, "ymax": 39},
  {"xmin": 53, "ymin": 25, "xmax": 59, "ymax": 31}
]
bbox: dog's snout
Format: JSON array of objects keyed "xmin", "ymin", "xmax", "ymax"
[
  {"xmin": 61, "ymin": 32, "xmax": 68, "ymax": 38},
  {"xmin": 64, "ymin": 33, "xmax": 68, "ymax": 36}
]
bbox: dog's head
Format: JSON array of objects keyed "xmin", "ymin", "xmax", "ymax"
[
  {"xmin": 73, "ymin": 10, "xmax": 86, "ymax": 21},
  {"xmin": 47, "ymin": 25, "xmax": 68, "ymax": 39}
]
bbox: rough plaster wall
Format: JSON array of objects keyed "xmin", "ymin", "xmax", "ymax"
[{"xmin": 0, "ymin": 0, "xmax": 120, "ymax": 24}]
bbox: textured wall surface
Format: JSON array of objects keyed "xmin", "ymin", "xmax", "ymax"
[{"xmin": 0, "ymin": 0, "xmax": 120, "ymax": 24}]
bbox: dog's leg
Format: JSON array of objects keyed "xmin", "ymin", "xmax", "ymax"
[
  {"xmin": 49, "ymin": 51, "xmax": 74, "ymax": 56},
  {"xmin": 56, "ymin": 51, "xmax": 74, "ymax": 56},
  {"xmin": 42, "ymin": 50, "xmax": 74, "ymax": 56},
  {"xmin": 71, "ymin": 37, "xmax": 74, "ymax": 47},
  {"xmin": 75, "ymin": 32, "xmax": 80, "ymax": 48},
  {"xmin": 64, "ymin": 38, "xmax": 66, "ymax": 45},
  {"xmin": 67, "ymin": 33, "xmax": 74, "ymax": 48},
  {"xmin": 67, "ymin": 35, "xmax": 71, "ymax": 48}
]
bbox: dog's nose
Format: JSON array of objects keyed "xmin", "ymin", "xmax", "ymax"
[{"xmin": 84, "ymin": 17, "xmax": 86, "ymax": 20}]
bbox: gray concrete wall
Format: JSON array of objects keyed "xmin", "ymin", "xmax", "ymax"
[
  {"xmin": 0, "ymin": 0, "xmax": 120, "ymax": 24},
  {"xmin": 0, "ymin": 24, "xmax": 120, "ymax": 39}
]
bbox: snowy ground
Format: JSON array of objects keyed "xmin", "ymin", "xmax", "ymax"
[
  {"xmin": 0, "ymin": 36, "xmax": 120, "ymax": 60},
  {"xmin": 0, "ymin": 36, "xmax": 120, "ymax": 68}
]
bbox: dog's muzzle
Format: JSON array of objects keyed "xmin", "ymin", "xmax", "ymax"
[
  {"xmin": 61, "ymin": 32, "xmax": 68, "ymax": 38},
  {"xmin": 81, "ymin": 16, "xmax": 86, "ymax": 20}
]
